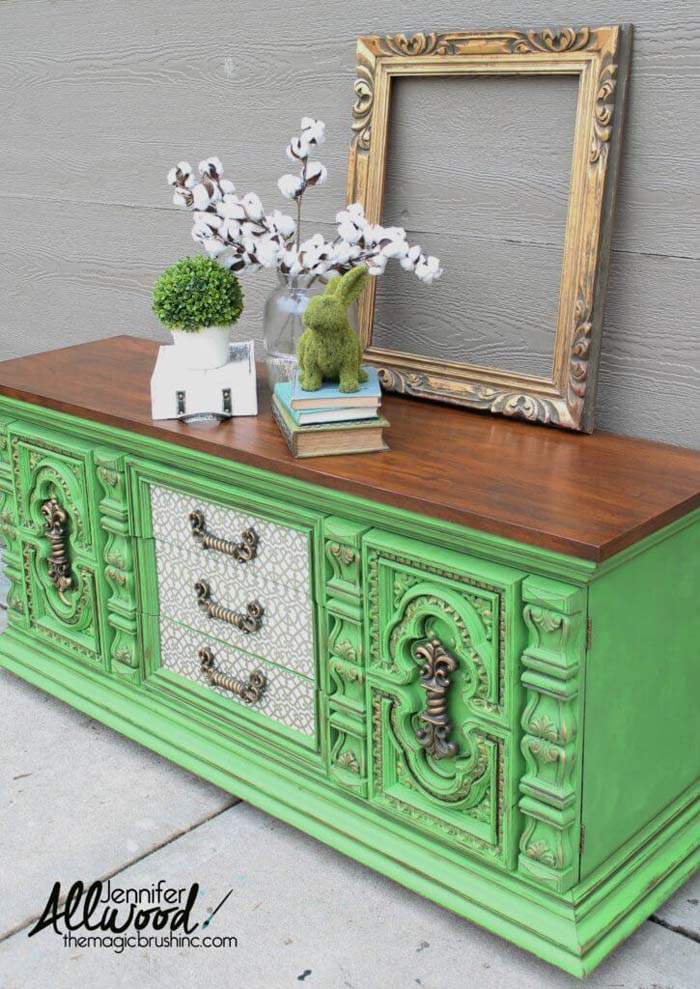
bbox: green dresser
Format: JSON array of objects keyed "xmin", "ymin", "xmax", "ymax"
[{"xmin": 0, "ymin": 337, "xmax": 698, "ymax": 977}]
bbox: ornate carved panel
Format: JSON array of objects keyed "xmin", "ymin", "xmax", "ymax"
[
  {"xmin": 364, "ymin": 534, "xmax": 527, "ymax": 866},
  {"xmin": 96, "ymin": 449, "xmax": 139, "ymax": 683},
  {"xmin": 8, "ymin": 428, "xmax": 102, "ymax": 662},
  {"xmin": 518, "ymin": 577, "xmax": 586, "ymax": 893},
  {"xmin": 0, "ymin": 417, "xmax": 24, "ymax": 627},
  {"xmin": 323, "ymin": 517, "xmax": 372, "ymax": 796}
]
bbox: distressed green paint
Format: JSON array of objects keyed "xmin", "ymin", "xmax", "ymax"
[
  {"xmin": 0, "ymin": 399, "xmax": 697, "ymax": 978},
  {"xmin": 519, "ymin": 578, "xmax": 586, "ymax": 893},
  {"xmin": 4, "ymin": 419, "xmax": 104, "ymax": 663},
  {"xmin": 324, "ymin": 517, "xmax": 371, "ymax": 796},
  {"xmin": 95, "ymin": 448, "xmax": 140, "ymax": 684},
  {"xmin": 581, "ymin": 517, "xmax": 700, "ymax": 877},
  {"xmin": 362, "ymin": 528, "xmax": 527, "ymax": 870}
]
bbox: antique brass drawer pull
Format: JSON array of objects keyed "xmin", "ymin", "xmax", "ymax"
[
  {"xmin": 189, "ymin": 509, "xmax": 258, "ymax": 563},
  {"xmin": 40, "ymin": 497, "xmax": 73, "ymax": 603},
  {"xmin": 414, "ymin": 639, "xmax": 458, "ymax": 760},
  {"xmin": 198, "ymin": 646, "xmax": 267, "ymax": 704},
  {"xmin": 194, "ymin": 580, "xmax": 264, "ymax": 634}
]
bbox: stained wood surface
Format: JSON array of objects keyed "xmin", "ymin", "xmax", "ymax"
[
  {"xmin": 1, "ymin": 336, "xmax": 699, "ymax": 562},
  {"xmin": 0, "ymin": 0, "xmax": 699, "ymax": 445}
]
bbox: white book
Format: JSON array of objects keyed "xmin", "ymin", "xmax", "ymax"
[{"xmin": 150, "ymin": 341, "xmax": 258, "ymax": 421}]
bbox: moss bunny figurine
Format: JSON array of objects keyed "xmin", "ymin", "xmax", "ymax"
[{"xmin": 297, "ymin": 265, "xmax": 369, "ymax": 393}]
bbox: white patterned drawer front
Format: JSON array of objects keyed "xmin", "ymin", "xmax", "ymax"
[
  {"xmin": 159, "ymin": 620, "xmax": 316, "ymax": 737},
  {"xmin": 149, "ymin": 484, "xmax": 312, "ymax": 592},
  {"xmin": 154, "ymin": 539, "xmax": 315, "ymax": 677}
]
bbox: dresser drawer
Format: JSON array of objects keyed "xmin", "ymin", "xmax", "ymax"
[
  {"xmin": 154, "ymin": 619, "xmax": 317, "ymax": 742},
  {"xmin": 149, "ymin": 482, "xmax": 312, "ymax": 591},
  {"xmin": 153, "ymin": 538, "xmax": 315, "ymax": 677}
]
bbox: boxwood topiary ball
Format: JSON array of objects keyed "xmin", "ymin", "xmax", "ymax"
[{"xmin": 152, "ymin": 256, "xmax": 244, "ymax": 332}]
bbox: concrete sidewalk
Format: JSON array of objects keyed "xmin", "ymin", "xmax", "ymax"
[{"xmin": 0, "ymin": 606, "xmax": 698, "ymax": 988}]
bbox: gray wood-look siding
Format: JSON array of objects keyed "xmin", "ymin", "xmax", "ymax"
[{"xmin": 1, "ymin": 0, "xmax": 698, "ymax": 446}]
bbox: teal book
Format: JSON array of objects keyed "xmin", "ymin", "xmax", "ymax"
[
  {"xmin": 290, "ymin": 366, "xmax": 381, "ymax": 410},
  {"xmin": 275, "ymin": 382, "xmax": 380, "ymax": 426}
]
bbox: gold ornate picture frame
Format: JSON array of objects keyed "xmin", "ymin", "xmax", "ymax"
[{"xmin": 346, "ymin": 26, "xmax": 631, "ymax": 432}]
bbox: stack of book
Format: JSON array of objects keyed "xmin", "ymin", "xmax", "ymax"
[{"xmin": 272, "ymin": 367, "xmax": 389, "ymax": 458}]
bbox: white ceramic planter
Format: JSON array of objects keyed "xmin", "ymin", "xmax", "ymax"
[{"xmin": 170, "ymin": 325, "xmax": 231, "ymax": 370}]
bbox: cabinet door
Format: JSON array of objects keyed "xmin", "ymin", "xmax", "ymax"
[
  {"xmin": 363, "ymin": 530, "xmax": 527, "ymax": 869},
  {"xmin": 7, "ymin": 423, "xmax": 103, "ymax": 664}
]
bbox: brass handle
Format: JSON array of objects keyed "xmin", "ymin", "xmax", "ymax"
[
  {"xmin": 194, "ymin": 580, "xmax": 264, "ymax": 634},
  {"xmin": 198, "ymin": 646, "xmax": 267, "ymax": 703},
  {"xmin": 189, "ymin": 510, "xmax": 258, "ymax": 563},
  {"xmin": 40, "ymin": 497, "xmax": 73, "ymax": 603},
  {"xmin": 414, "ymin": 639, "xmax": 458, "ymax": 760}
]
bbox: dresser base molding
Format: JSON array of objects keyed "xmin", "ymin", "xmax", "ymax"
[{"xmin": 2, "ymin": 628, "xmax": 696, "ymax": 979}]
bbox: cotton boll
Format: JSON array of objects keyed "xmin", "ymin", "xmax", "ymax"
[
  {"xmin": 366, "ymin": 254, "xmax": 388, "ymax": 276},
  {"xmin": 362, "ymin": 224, "xmax": 386, "ymax": 247},
  {"xmin": 300, "ymin": 117, "xmax": 326, "ymax": 148},
  {"xmin": 415, "ymin": 255, "xmax": 443, "ymax": 284},
  {"xmin": 199, "ymin": 157, "xmax": 223, "ymax": 178},
  {"xmin": 280, "ymin": 248, "xmax": 303, "ymax": 276},
  {"xmin": 331, "ymin": 241, "xmax": 360, "ymax": 266},
  {"xmin": 287, "ymin": 137, "xmax": 305, "ymax": 161},
  {"xmin": 380, "ymin": 226, "xmax": 406, "ymax": 242},
  {"xmin": 192, "ymin": 184, "xmax": 212, "ymax": 211},
  {"xmin": 255, "ymin": 236, "xmax": 282, "ymax": 268},
  {"xmin": 220, "ymin": 218, "xmax": 242, "ymax": 241},
  {"xmin": 168, "ymin": 161, "xmax": 194, "ymax": 187},
  {"xmin": 192, "ymin": 210, "xmax": 221, "ymax": 227},
  {"xmin": 400, "ymin": 244, "xmax": 422, "ymax": 271},
  {"xmin": 300, "ymin": 233, "xmax": 327, "ymax": 259},
  {"xmin": 277, "ymin": 174, "xmax": 304, "ymax": 200},
  {"xmin": 218, "ymin": 196, "xmax": 247, "ymax": 220},
  {"xmin": 242, "ymin": 192, "xmax": 264, "ymax": 221},
  {"xmin": 305, "ymin": 161, "xmax": 327, "ymax": 186},
  {"xmin": 217, "ymin": 251, "xmax": 236, "ymax": 269},
  {"xmin": 381, "ymin": 239, "xmax": 408, "ymax": 259},
  {"xmin": 268, "ymin": 210, "xmax": 296, "ymax": 238},
  {"xmin": 203, "ymin": 237, "xmax": 228, "ymax": 257},
  {"xmin": 337, "ymin": 217, "xmax": 362, "ymax": 244}
]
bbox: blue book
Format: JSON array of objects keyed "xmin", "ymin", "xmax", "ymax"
[
  {"xmin": 275, "ymin": 382, "xmax": 380, "ymax": 426},
  {"xmin": 290, "ymin": 366, "xmax": 381, "ymax": 410}
]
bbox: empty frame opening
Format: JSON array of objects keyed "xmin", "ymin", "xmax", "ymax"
[{"xmin": 373, "ymin": 73, "xmax": 579, "ymax": 378}]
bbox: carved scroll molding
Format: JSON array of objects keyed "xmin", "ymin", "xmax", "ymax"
[
  {"xmin": 0, "ymin": 419, "xmax": 25, "ymax": 626},
  {"xmin": 518, "ymin": 577, "xmax": 586, "ymax": 893},
  {"xmin": 323, "ymin": 517, "xmax": 372, "ymax": 797},
  {"xmin": 96, "ymin": 449, "xmax": 140, "ymax": 683},
  {"xmin": 347, "ymin": 25, "xmax": 630, "ymax": 432}
]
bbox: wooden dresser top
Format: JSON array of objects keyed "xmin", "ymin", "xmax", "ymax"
[{"xmin": 0, "ymin": 335, "xmax": 698, "ymax": 562}]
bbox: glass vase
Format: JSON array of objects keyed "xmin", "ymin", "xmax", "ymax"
[{"xmin": 263, "ymin": 274, "xmax": 323, "ymax": 389}]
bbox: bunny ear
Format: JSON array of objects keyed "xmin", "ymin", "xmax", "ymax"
[
  {"xmin": 323, "ymin": 275, "xmax": 342, "ymax": 297},
  {"xmin": 337, "ymin": 264, "xmax": 369, "ymax": 306}
]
